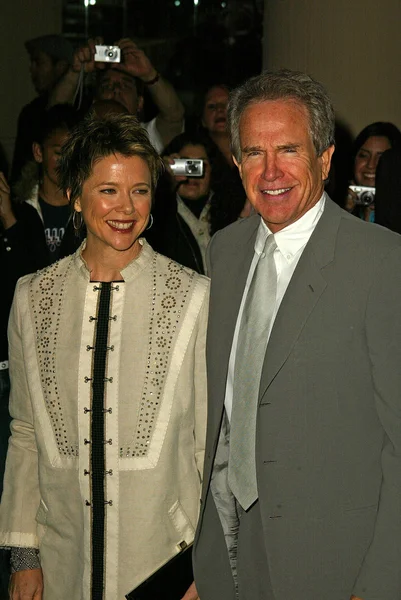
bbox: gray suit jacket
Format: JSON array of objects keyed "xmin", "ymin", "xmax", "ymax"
[{"xmin": 193, "ymin": 199, "xmax": 401, "ymax": 600}]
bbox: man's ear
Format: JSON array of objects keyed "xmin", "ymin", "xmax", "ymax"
[
  {"xmin": 32, "ymin": 142, "xmax": 43, "ymax": 164},
  {"xmin": 232, "ymin": 155, "xmax": 243, "ymax": 179},
  {"xmin": 320, "ymin": 144, "xmax": 335, "ymax": 181}
]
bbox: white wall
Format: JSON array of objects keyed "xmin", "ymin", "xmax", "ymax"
[
  {"xmin": 263, "ymin": 0, "xmax": 401, "ymax": 137},
  {"xmin": 0, "ymin": 0, "xmax": 62, "ymax": 172}
]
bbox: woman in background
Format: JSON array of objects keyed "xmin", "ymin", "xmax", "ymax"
[{"xmin": 345, "ymin": 121, "xmax": 401, "ymax": 221}]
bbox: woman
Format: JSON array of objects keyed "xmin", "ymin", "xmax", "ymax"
[
  {"xmin": 155, "ymin": 131, "xmax": 246, "ymax": 274},
  {"xmin": 0, "ymin": 114, "xmax": 208, "ymax": 600},
  {"xmin": 345, "ymin": 121, "xmax": 401, "ymax": 220}
]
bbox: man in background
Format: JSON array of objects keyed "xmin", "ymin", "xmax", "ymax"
[
  {"xmin": 49, "ymin": 37, "xmax": 184, "ymax": 152},
  {"xmin": 11, "ymin": 34, "xmax": 73, "ymax": 182}
]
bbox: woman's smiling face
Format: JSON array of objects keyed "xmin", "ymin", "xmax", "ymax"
[
  {"xmin": 354, "ymin": 135, "xmax": 392, "ymax": 187},
  {"xmin": 73, "ymin": 153, "xmax": 152, "ymax": 260}
]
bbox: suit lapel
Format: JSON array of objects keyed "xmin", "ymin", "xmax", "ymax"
[{"xmin": 259, "ymin": 198, "xmax": 342, "ymax": 398}]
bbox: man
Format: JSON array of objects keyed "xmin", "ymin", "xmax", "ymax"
[
  {"xmin": 49, "ymin": 38, "xmax": 184, "ymax": 152},
  {"xmin": 11, "ymin": 34, "xmax": 73, "ymax": 182},
  {"xmin": 193, "ymin": 69, "xmax": 401, "ymax": 600}
]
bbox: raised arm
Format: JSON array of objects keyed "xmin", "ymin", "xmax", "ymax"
[
  {"xmin": 115, "ymin": 39, "xmax": 185, "ymax": 148},
  {"xmin": 48, "ymin": 38, "xmax": 105, "ymax": 107}
]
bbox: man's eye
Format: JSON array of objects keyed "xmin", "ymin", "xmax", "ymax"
[{"xmin": 207, "ymin": 104, "xmax": 217, "ymax": 110}]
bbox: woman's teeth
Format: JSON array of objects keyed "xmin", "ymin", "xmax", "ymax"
[{"xmin": 108, "ymin": 221, "xmax": 133, "ymax": 230}]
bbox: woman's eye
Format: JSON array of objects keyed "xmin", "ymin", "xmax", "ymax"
[
  {"xmin": 100, "ymin": 188, "xmax": 115, "ymax": 194},
  {"xmin": 134, "ymin": 188, "xmax": 149, "ymax": 195}
]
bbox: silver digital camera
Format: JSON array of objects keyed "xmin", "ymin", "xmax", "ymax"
[
  {"xmin": 94, "ymin": 45, "xmax": 121, "ymax": 63},
  {"xmin": 171, "ymin": 159, "xmax": 204, "ymax": 177},
  {"xmin": 349, "ymin": 185, "xmax": 375, "ymax": 206}
]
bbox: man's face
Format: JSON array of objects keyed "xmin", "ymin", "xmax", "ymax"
[
  {"xmin": 234, "ymin": 100, "xmax": 334, "ymax": 232},
  {"xmin": 96, "ymin": 69, "xmax": 141, "ymax": 115},
  {"xmin": 202, "ymin": 86, "xmax": 229, "ymax": 135},
  {"xmin": 176, "ymin": 144, "xmax": 211, "ymax": 202},
  {"xmin": 29, "ymin": 51, "xmax": 59, "ymax": 94}
]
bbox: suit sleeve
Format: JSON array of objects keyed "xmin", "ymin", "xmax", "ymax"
[
  {"xmin": 353, "ymin": 243, "xmax": 401, "ymax": 599},
  {"xmin": 0, "ymin": 279, "xmax": 41, "ymax": 548}
]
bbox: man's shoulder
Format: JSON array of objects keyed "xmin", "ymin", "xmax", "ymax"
[
  {"xmin": 212, "ymin": 214, "xmax": 260, "ymax": 249},
  {"xmin": 335, "ymin": 203, "xmax": 401, "ymax": 254}
]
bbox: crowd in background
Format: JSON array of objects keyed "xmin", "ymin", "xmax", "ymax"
[{"xmin": 1, "ymin": 31, "xmax": 401, "ymax": 599}]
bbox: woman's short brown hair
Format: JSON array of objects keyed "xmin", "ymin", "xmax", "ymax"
[{"xmin": 57, "ymin": 112, "xmax": 164, "ymax": 206}]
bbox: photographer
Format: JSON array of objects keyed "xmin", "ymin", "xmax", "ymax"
[
  {"xmin": 159, "ymin": 132, "xmax": 245, "ymax": 274},
  {"xmin": 345, "ymin": 122, "xmax": 401, "ymax": 221},
  {"xmin": 49, "ymin": 38, "xmax": 184, "ymax": 152}
]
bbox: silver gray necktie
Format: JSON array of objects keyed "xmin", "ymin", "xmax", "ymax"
[{"xmin": 228, "ymin": 234, "xmax": 277, "ymax": 510}]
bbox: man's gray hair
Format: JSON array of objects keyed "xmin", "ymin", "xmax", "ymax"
[{"xmin": 228, "ymin": 69, "xmax": 335, "ymax": 162}]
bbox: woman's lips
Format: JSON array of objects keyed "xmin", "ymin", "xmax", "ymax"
[{"xmin": 107, "ymin": 220, "xmax": 135, "ymax": 233}]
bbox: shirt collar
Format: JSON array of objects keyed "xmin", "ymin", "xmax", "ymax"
[{"xmin": 255, "ymin": 192, "xmax": 326, "ymax": 260}]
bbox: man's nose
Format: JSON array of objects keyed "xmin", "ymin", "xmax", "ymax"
[{"xmin": 262, "ymin": 155, "xmax": 283, "ymax": 181}]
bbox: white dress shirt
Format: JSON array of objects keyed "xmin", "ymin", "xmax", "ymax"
[{"xmin": 224, "ymin": 193, "xmax": 326, "ymax": 421}]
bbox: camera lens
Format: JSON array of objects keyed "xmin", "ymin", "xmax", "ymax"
[
  {"xmin": 107, "ymin": 50, "xmax": 114, "ymax": 58},
  {"xmin": 360, "ymin": 192, "xmax": 374, "ymax": 206},
  {"xmin": 187, "ymin": 164, "xmax": 198, "ymax": 174}
]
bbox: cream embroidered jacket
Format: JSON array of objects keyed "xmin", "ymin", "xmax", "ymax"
[{"xmin": 0, "ymin": 240, "xmax": 209, "ymax": 600}]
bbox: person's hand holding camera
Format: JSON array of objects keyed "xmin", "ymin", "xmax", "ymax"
[
  {"xmin": 112, "ymin": 38, "xmax": 158, "ymax": 83},
  {"xmin": 162, "ymin": 154, "xmax": 187, "ymax": 191},
  {"xmin": 345, "ymin": 185, "xmax": 358, "ymax": 212},
  {"xmin": 71, "ymin": 37, "xmax": 106, "ymax": 74}
]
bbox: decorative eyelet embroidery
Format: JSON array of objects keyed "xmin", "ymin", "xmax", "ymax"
[
  {"xmin": 30, "ymin": 260, "xmax": 78, "ymax": 456},
  {"xmin": 120, "ymin": 255, "xmax": 195, "ymax": 458}
]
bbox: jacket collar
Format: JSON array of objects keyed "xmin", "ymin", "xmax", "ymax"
[{"xmin": 72, "ymin": 238, "xmax": 154, "ymax": 282}]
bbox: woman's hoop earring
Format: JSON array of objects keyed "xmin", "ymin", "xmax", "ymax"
[
  {"xmin": 146, "ymin": 214, "xmax": 153, "ymax": 230},
  {"xmin": 72, "ymin": 210, "xmax": 83, "ymax": 231}
]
